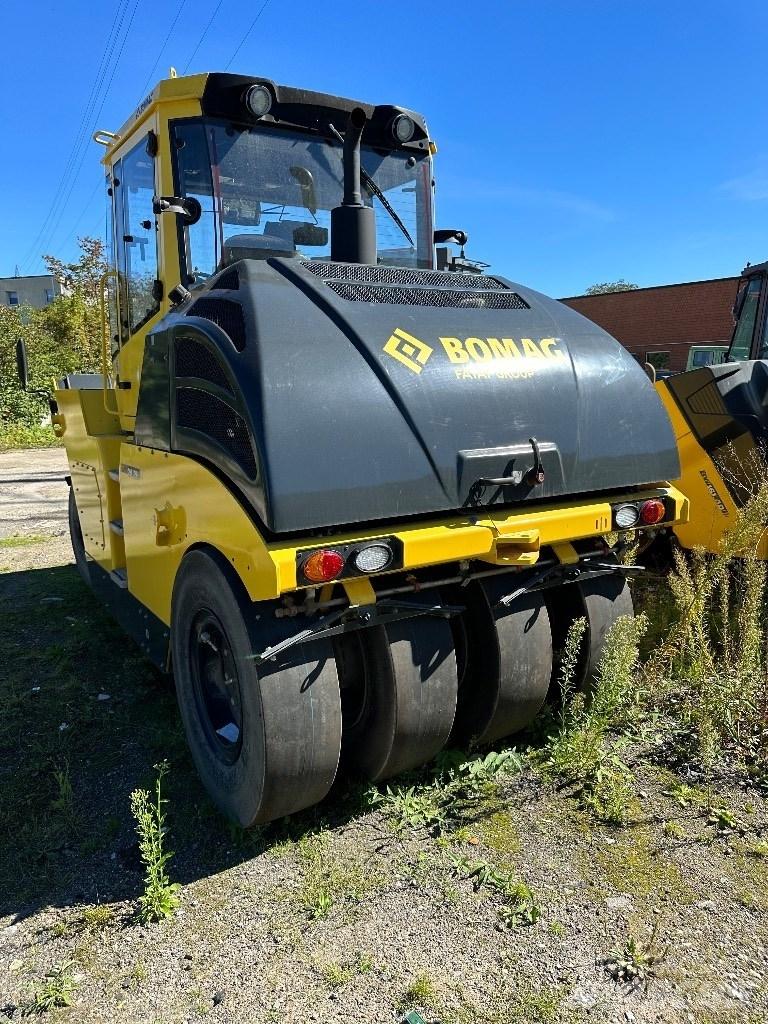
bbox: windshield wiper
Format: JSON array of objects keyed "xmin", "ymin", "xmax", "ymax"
[{"xmin": 328, "ymin": 123, "xmax": 415, "ymax": 248}]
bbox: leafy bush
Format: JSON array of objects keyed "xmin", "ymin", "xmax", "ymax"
[{"xmin": 0, "ymin": 238, "xmax": 106, "ymax": 440}]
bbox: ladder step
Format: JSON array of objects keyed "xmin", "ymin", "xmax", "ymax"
[
  {"xmin": 109, "ymin": 519, "xmax": 124, "ymax": 536},
  {"xmin": 108, "ymin": 468, "xmax": 120, "ymax": 482},
  {"xmin": 109, "ymin": 567, "xmax": 128, "ymax": 589}
]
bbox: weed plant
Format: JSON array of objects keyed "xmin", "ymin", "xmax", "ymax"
[
  {"xmin": 657, "ymin": 465, "xmax": 768, "ymax": 778},
  {"xmin": 451, "ymin": 853, "xmax": 540, "ymax": 927},
  {"xmin": 368, "ymin": 749, "xmax": 521, "ymax": 835},
  {"xmin": 543, "ymin": 614, "xmax": 647, "ymax": 823},
  {"xmin": 29, "ymin": 961, "xmax": 77, "ymax": 1012},
  {"xmin": 130, "ymin": 761, "xmax": 181, "ymax": 922}
]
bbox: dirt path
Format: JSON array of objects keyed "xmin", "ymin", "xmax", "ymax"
[
  {"xmin": 0, "ymin": 447, "xmax": 71, "ymax": 570},
  {"xmin": 1, "ymin": 450, "xmax": 767, "ymax": 1024}
]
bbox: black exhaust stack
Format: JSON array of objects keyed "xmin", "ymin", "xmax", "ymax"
[{"xmin": 331, "ymin": 107, "xmax": 377, "ymax": 265}]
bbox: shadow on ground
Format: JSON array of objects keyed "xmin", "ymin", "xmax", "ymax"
[{"xmin": 0, "ymin": 563, "xmax": 370, "ymax": 924}]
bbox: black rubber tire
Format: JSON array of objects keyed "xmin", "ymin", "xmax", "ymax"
[
  {"xmin": 68, "ymin": 487, "xmax": 91, "ymax": 586},
  {"xmin": 545, "ymin": 564, "xmax": 634, "ymax": 696},
  {"xmin": 334, "ymin": 592, "xmax": 458, "ymax": 782},
  {"xmin": 447, "ymin": 576, "xmax": 553, "ymax": 746},
  {"xmin": 171, "ymin": 548, "xmax": 342, "ymax": 827},
  {"xmin": 577, "ymin": 571, "xmax": 634, "ymax": 689}
]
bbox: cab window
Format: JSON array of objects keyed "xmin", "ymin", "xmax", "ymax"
[
  {"xmin": 729, "ymin": 277, "xmax": 762, "ymax": 360},
  {"xmin": 114, "ymin": 136, "xmax": 159, "ymax": 341}
]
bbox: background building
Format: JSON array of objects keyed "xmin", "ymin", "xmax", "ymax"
[
  {"xmin": 0, "ymin": 273, "xmax": 65, "ymax": 310},
  {"xmin": 561, "ymin": 276, "xmax": 739, "ymax": 373}
]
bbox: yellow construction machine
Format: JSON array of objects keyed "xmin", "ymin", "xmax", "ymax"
[
  {"xmin": 656, "ymin": 260, "xmax": 768, "ymax": 557},
  {"xmin": 20, "ymin": 72, "xmax": 688, "ymax": 826}
]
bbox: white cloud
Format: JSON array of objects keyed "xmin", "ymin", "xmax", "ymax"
[
  {"xmin": 720, "ymin": 165, "xmax": 768, "ymax": 201},
  {"xmin": 440, "ymin": 177, "xmax": 615, "ymax": 222}
]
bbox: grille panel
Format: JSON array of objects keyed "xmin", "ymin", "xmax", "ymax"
[
  {"xmin": 214, "ymin": 268, "xmax": 240, "ymax": 290},
  {"xmin": 300, "ymin": 260, "xmax": 510, "ymax": 292},
  {"xmin": 187, "ymin": 297, "xmax": 246, "ymax": 351},
  {"xmin": 176, "ymin": 387, "xmax": 257, "ymax": 480},
  {"xmin": 175, "ymin": 337, "xmax": 233, "ymax": 394},
  {"xmin": 326, "ymin": 281, "xmax": 529, "ymax": 309}
]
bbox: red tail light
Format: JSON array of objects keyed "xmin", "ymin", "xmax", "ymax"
[
  {"xmin": 639, "ymin": 498, "xmax": 666, "ymax": 525},
  {"xmin": 302, "ymin": 549, "xmax": 345, "ymax": 583}
]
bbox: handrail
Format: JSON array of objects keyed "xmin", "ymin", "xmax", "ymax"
[
  {"xmin": 100, "ymin": 269, "xmax": 120, "ymax": 417},
  {"xmin": 93, "ymin": 129, "xmax": 118, "ymax": 147}
]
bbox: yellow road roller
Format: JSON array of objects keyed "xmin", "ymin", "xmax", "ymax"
[{"xmin": 34, "ymin": 72, "xmax": 688, "ymax": 825}]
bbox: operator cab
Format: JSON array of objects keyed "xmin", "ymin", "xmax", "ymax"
[
  {"xmin": 98, "ymin": 73, "xmax": 440, "ymax": 422},
  {"xmin": 170, "ymin": 76, "xmax": 435, "ymax": 288},
  {"xmin": 727, "ymin": 260, "xmax": 768, "ymax": 362},
  {"xmin": 173, "ymin": 106, "xmax": 434, "ymax": 286}
]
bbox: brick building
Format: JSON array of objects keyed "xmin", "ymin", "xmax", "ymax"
[{"xmin": 560, "ymin": 276, "xmax": 739, "ymax": 373}]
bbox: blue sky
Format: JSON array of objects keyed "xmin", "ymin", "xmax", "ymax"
[{"xmin": 2, "ymin": 0, "xmax": 767, "ymax": 297}]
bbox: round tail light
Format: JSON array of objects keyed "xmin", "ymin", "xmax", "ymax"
[
  {"xmin": 353, "ymin": 543, "xmax": 393, "ymax": 573},
  {"xmin": 302, "ymin": 549, "xmax": 345, "ymax": 583},
  {"xmin": 639, "ymin": 499, "xmax": 666, "ymax": 525}
]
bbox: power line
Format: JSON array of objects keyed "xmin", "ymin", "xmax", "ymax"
[
  {"xmin": 224, "ymin": 0, "xmax": 271, "ymax": 71},
  {"xmin": 41, "ymin": 0, "xmax": 142, "ymax": 262},
  {"xmin": 20, "ymin": 0, "xmax": 131, "ymax": 272},
  {"xmin": 135, "ymin": 0, "xmax": 188, "ymax": 102},
  {"xmin": 182, "ymin": 0, "xmax": 226, "ymax": 74}
]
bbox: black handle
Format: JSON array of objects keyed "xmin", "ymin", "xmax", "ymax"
[{"xmin": 476, "ymin": 438, "xmax": 545, "ymax": 489}]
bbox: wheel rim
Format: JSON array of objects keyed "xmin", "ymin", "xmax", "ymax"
[{"xmin": 188, "ymin": 610, "xmax": 244, "ymax": 765}]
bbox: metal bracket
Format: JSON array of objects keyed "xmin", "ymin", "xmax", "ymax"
[
  {"xmin": 495, "ymin": 559, "xmax": 644, "ymax": 608},
  {"xmin": 251, "ymin": 598, "xmax": 464, "ymax": 667}
]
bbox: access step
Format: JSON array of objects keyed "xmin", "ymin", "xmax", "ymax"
[
  {"xmin": 109, "ymin": 567, "xmax": 128, "ymax": 589},
  {"xmin": 109, "ymin": 519, "xmax": 124, "ymax": 536}
]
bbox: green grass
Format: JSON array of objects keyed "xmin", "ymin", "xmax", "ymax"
[
  {"xmin": 399, "ymin": 973, "xmax": 437, "ymax": 1011},
  {"xmin": 0, "ymin": 533, "xmax": 51, "ymax": 549},
  {"xmin": 292, "ymin": 833, "xmax": 386, "ymax": 919},
  {"xmin": 0, "ymin": 562, "xmax": 189, "ymax": 913}
]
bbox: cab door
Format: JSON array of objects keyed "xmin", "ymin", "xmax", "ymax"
[{"xmin": 109, "ymin": 127, "xmax": 163, "ymax": 429}]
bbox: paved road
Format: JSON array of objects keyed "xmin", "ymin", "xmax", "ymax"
[{"xmin": 0, "ymin": 447, "xmax": 70, "ymax": 541}]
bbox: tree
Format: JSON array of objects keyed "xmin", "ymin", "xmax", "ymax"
[
  {"xmin": 584, "ymin": 279, "xmax": 640, "ymax": 295},
  {"xmin": 1, "ymin": 237, "xmax": 107, "ymax": 431},
  {"xmin": 43, "ymin": 236, "xmax": 108, "ymax": 305}
]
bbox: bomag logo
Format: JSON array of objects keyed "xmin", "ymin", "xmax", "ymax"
[
  {"xmin": 382, "ymin": 329, "xmax": 566, "ymax": 379},
  {"xmin": 383, "ymin": 328, "xmax": 435, "ymax": 374}
]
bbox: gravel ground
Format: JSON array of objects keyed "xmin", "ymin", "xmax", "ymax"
[{"xmin": 1, "ymin": 448, "xmax": 767, "ymax": 1024}]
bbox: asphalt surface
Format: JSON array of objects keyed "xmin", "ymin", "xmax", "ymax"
[{"xmin": 0, "ymin": 447, "xmax": 70, "ymax": 542}]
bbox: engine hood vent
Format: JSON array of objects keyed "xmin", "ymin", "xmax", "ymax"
[
  {"xmin": 300, "ymin": 261, "xmax": 529, "ymax": 309},
  {"xmin": 300, "ymin": 261, "xmax": 511, "ymax": 290},
  {"xmin": 325, "ymin": 280, "xmax": 529, "ymax": 308}
]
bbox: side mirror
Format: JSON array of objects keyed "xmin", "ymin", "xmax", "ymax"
[
  {"xmin": 15, "ymin": 338, "xmax": 29, "ymax": 390},
  {"xmin": 434, "ymin": 228, "xmax": 468, "ymax": 247}
]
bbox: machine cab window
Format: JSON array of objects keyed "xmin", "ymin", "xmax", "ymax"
[
  {"xmin": 729, "ymin": 276, "xmax": 762, "ymax": 361},
  {"xmin": 171, "ymin": 118, "xmax": 433, "ymax": 286},
  {"xmin": 111, "ymin": 136, "xmax": 160, "ymax": 344}
]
